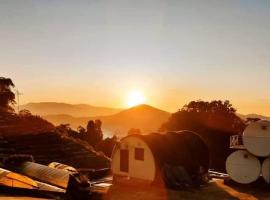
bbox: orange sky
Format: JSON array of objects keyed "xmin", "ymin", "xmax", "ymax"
[{"xmin": 1, "ymin": 1, "xmax": 270, "ymax": 116}]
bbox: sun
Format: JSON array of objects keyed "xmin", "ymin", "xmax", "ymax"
[{"xmin": 127, "ymin": 90, "xmax": 145, "ymax": 107}]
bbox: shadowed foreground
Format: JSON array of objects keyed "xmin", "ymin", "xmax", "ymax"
[{"xmin": 103, "ymin": 179, "xmax": 270, "ymax": 200}]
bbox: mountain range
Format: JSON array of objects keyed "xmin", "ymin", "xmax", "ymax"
[
  {"xmin": 21, "ymin": 102, "xmax": 122, "ymax": 117},
  {"xmin": 22, "ymin": 102, "xmax": 270, "ymax": 137},
  {"xmin": 22, "ymin": 102, "xmax": 171, "ymax": 136}
]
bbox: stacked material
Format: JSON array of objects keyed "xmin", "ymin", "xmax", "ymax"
[{"xmin": 226, "ymin": 120, "xmax": 270, "ymax": 184}]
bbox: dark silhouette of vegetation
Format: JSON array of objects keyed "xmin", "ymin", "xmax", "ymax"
[
  {"xmin": 86, "ymin": 120, "xmax": 103, "ymax": 147},
  {"xmin": 56, "ymin": 120, "xmax": 118, "ymax": 157},
  {"xmin": 57, "ymin": 120, "xmax": 104, "ymax": 148},
  {"xmin": 18, "ymin": 109, "xmax": 32, "ymax": 117},
  {"xmin": 77, "ymin": 125, "xmax": 86, "ymax": 135},
  {"xmin": 0, "ymin": 77, "xmax": 54, "ymax": 135},
  {"xmin": 2, "ymin": 132, "xmax": 110, "ymax": 169},
  {"xmin": 127, "ymin": 128, "xmax": 141, "ymax": 135},
  {"xmin": 55, "ymin": 123, "xmax": 72, "ymax": 134},
  {"xmin": 0, "ymin": 77, "xmax": 15, "ymax": 113},
  {"xmin": 0, "ymin": 109, "xmax": 54, "ymax": 135},
  {"xmin": 96, "ymin": 135, "xmax": 118, "ymax": 157},
  {"xmin": 160, "ymin": 100, "xmax": 246, "ymax": 172}
]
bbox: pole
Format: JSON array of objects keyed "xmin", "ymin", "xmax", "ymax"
[{"xmin": 16, "ymin": 89, "xmax": 22, "ymax": 113}]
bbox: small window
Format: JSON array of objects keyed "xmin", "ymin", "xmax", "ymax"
[{"xmin": 135, "ymin": 148, "xmax": 144, "ymax": 161}]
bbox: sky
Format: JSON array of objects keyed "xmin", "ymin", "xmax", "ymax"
[{"xmin": 0, "ymin": 0, "xmax": 270, "ymax": 115}]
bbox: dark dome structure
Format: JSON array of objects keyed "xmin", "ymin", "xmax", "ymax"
[{"xmin": 111, "ymin": 131, "xmax": 209, "ymax": 187}]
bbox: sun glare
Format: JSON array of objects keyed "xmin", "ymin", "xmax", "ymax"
[{"xmin": 127, "ymin": 90, "xmax": 145, "ymax": 107}]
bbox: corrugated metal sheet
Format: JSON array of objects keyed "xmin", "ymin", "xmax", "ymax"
[
  {"xmin": 0, "ymin": 168, "xmax": 38, "ymax": 189},
  {"xmin": 48, "ymin": 162, "xmax": 77, "ymax": 173},
  {"xmin": 11, "ymin": 162, "xmax": 72, "ymax": 189}
]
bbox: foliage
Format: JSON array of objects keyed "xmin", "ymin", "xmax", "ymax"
[
  {"xmin": 86, "ymin": 120, "xmax": 103, "ymax": 147},
  {"xmin": 58, "ymin": 120, "xmax": 104, "ymax": 148},
  {"xmin": 0, "ymin": 77, "xmax": 15, "ymax": 113},
  {"xmin": 77, "ymin": 125, "xmax": 86, "ymax": 135},
  {"xmin": 18, "ymin": 109, "xmax": 32, "ymax": 117},
  {"xmin": 57, "ymin": 119, "xmax": 116, "ymax": 157},
  {"xmin": 0, "ymin": 110, "xmax": 54, "ymax": 135},
  {"xmin": 161, "ymin": 100, "xmax": 245, "ymax": 133},
  {"xmin": 55, "ymin": 123, "xmax": 72, "ymax": 134},
  {"xmin": 160, "ymin": 100, "xmax": 246, "ymax": 172},
  {"xmin": 96, "ymin": 135, "xmax": 118, "ymax": 157}
]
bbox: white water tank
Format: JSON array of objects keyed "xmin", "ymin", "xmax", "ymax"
[
  {"xmin": 226, "ymin": 150, "xmax": 261, "ymax": 184},
  {"xmin": 262, "ymin": 157, "xmax": 270, "ymax": 184},
  {"xmin": 243, "ymin": 120, "xmax": 270, "ymax": 157}
]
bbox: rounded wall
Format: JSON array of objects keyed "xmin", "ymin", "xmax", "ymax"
[
  {"xmin": 262, "ymin": 157, "xmax": 270, "ymax": 184},
  {"xmin": 243, "ymin": 120, "xmax": 270, "ymax": 157},
  {"xmin": 111, "ymin": 135, "xmax": 156, "ymax": 182},
  {"xmin": 226, "ymin": 150, "xmax": 261, "ymax": 184}
]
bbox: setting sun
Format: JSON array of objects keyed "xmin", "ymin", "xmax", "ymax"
[{"xmin": 127, "ymin": 90, "xmax": 145, "ymax": 107}]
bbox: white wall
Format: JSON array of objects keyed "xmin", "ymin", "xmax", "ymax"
[{"xmin": 111, "ymin": 136, "xmax": 156, "ymax": 181}]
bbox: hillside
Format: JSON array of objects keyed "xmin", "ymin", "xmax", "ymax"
[
  {"xmin": 241, "ymin": 113, "xmax": 270, "ymax": 121},
  {"xmin": 0, "ymin": 112, "xmax": 54, "ymax": 135},
  {"xmin": 44, "ymin": 104, "xmax": 171, "ymax": 136},
  {"xmin": 0, "ymin": 132, "xmax": 110, "ymax": 169},
  {"xmin": 21, "ymin": 102, "xmax": 122, "ymax": 117},
  {"xmin": 238, "ymin": 114, "xmax": 270, "ymax": 120}
]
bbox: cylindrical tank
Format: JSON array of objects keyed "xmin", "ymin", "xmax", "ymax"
[
  {"xmin": 226, "ymin": 150, "xmax": 261, "ymax": 184},
  {"xmin": 142, "ymin": 131, "xmax": 209, "ymax": 178},
  {"xmin": 172, "ymin": 130, "xmax": 210, "ymax": 175},
  {"xmin": 262, "ymin": 157, "xmax": 270, "ymax": 184},
  {"xmin": 243, "ymin": 120, "xmax": 270, "ymax": 157}
]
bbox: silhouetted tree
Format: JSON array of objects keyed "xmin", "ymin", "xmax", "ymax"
[
  {"xmin": 160, "ymin": 100, "xmax": 246, "ymax": 172},
  {"xmin": 127, "ymin": 128, "xmax": 141, "ymax": 135},
  {"xmin": 77, "ymin": 125, "xmax": 86, "ymax": 135},
  {"xmin": 86, "ymin": 120, "xmax": 103, "ymax": 147},
  {"xmin": 55, "ymin": 124, "xmax": 72, "ymax": 135},
  {"xmin": 19, "ymin": 109, "xmax": 32, "ymax": 117},
  {"xmin": 96, "ymin": 135, "xmax": 118, "ymax": 157},
  {"xmin": 0, "ymin": 77, "xmax": 15, "ymax": 113}
]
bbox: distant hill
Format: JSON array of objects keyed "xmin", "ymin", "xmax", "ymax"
[
  {"xmin": 21, "ymin": 102, "xmax": 122, "ymax": 117},
  {"xmin": 239, "ymin": 113, "xmax": 270, "ymax": 121},
  {"xmin": 44, "ymin": 104, "xmax": 171, "ymax": 136}
]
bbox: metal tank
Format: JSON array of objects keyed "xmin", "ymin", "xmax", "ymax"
[
  {"xmin": 226, "ymin": 150, "xmax": 261, "ymax": 184},
  {"xmin": 262, "ymin": 157, "xmax": 270, "ymax": 184},
  {"xmin": 243, "ymin": 120, "xmax": 270, "ymax": 157}
]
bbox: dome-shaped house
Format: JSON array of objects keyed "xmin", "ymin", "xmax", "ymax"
[{"xmin": 111, "ymin": 131, "xmax": 209, "ymax": 185}]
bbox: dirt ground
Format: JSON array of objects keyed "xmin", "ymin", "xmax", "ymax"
[{"xmin": 103, "ymin": 179, "xmax": 270, "ymax": 200}]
